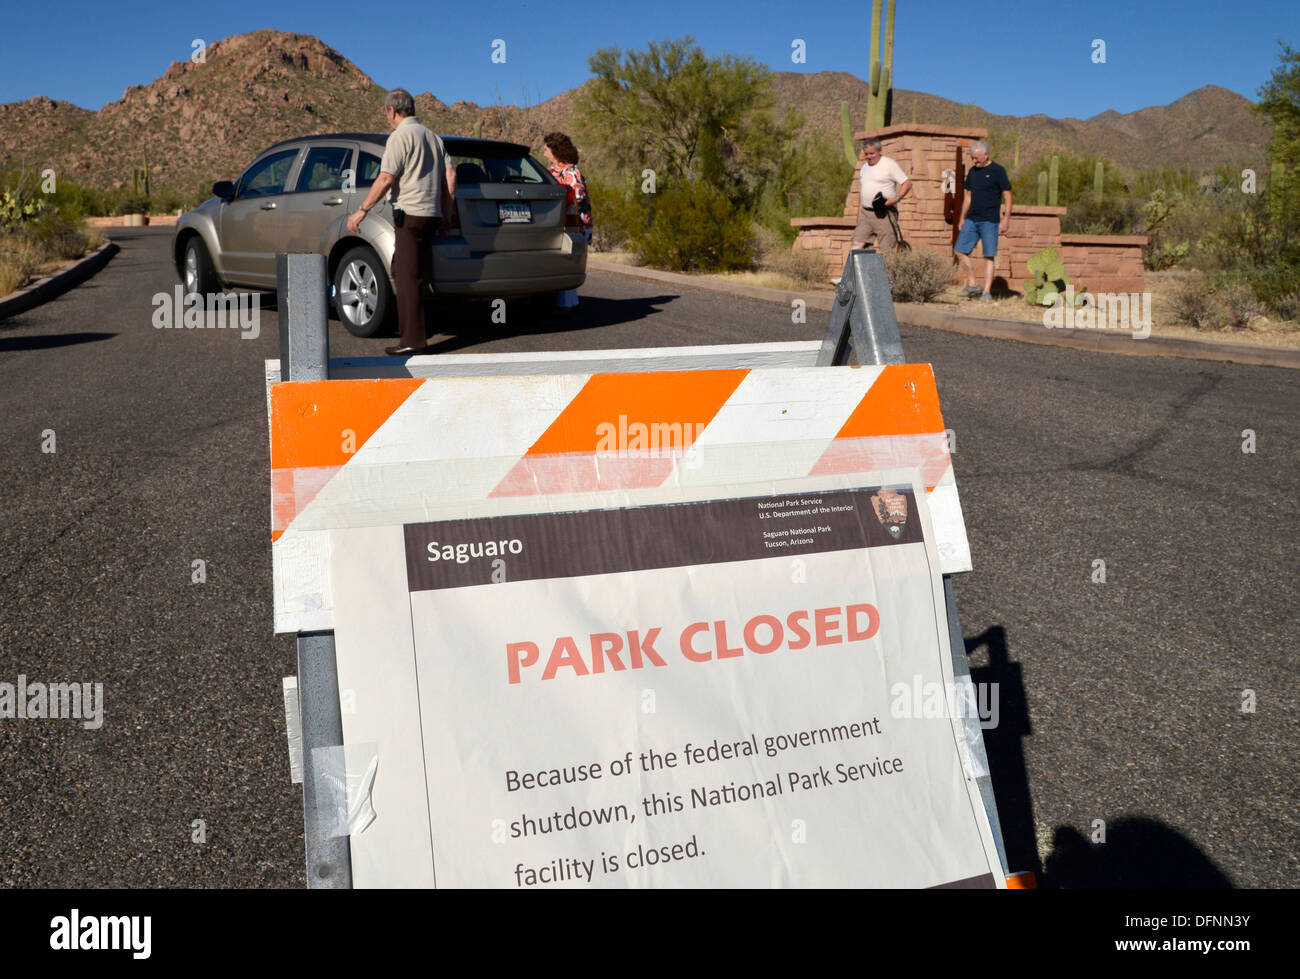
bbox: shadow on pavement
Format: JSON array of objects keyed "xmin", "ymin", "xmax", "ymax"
[
  {"xmin": 1043, "ymin": 818, "xmax": 1233, "ymax": 888},
  {"xmin": 967, "ymin": 625, "xmax": 1041, "ymax": 882},
  {"xmin": 420, "ymin": 293, "xmax": 681, "ymax": 354},
  {"xmin": 0, "ymin": 332, "xmax": 116, "ymax": 352},
  {"xmin": 967, "ymin": 625, "xmax": 1234, "ymax": 888}
]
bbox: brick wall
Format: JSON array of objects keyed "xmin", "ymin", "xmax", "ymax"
[
  {"xmin": 793, "ymin": 124, "xmax": 1146, "ymax": 295},
  {"xmin": 1059, "ymin": 235, "xmax": 1147, "ymax": 295},
  {"xmin": 84, "ymin": 215, "xmax": 179, "ymax": 227}
]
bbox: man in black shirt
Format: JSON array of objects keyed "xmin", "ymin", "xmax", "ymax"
[{"xmin": 953, "ymin": 140, "xmax": 1012, "ymax": 300}]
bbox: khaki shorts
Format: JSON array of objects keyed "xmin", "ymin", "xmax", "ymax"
[{"xmin": 852, "ymin": 207, "xmax": 898, "ymax": 251}]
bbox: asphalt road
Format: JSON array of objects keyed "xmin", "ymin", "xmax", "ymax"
[{"xmin": 0, "ymin": 228, "xmax": 1295, "ymax": 888}]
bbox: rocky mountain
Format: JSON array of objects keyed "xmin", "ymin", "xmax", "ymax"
[
  {"xmin": 772, "ymin": 74, "xmax": 1270, "ymax": 172},
  {"xmin": 0, "ymin": 30, "xmax": 1271, "ymax": 199}
]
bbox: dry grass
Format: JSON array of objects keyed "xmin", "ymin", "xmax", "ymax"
[
  {"xmin": 906, "ymin": 268, "xmax": 1300, "ymax": 348},
  {"xmin": 714, "ymin": 269, "xmax": 817, "ymax": 291},
  {"xmin": 751, "ymin": 224, "xmax": 826, "ymax": 288},
  {"xmin": 590, "ymin": 250, "xmax": 642, "ymax": 266},
  {"xmin": 0, "ymin": 234, "xmax": 44, "ymax": 296},
  {"xmin": 0, "ymin": 221, "xmax": 102, "ymax": 297}
]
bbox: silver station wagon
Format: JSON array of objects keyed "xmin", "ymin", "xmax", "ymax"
[{"xmin": 173, "ymin": 132, "xmax": 587, "ymax": 336}]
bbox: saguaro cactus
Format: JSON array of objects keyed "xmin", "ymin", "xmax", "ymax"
[
  {"xmin": 142, "ymin": 148, "xmax": 150, "ymax": 198},
  {"xmin": 865, "ymin": 0, "xmax": 897, "ymax": 131},
  {"xmin": 1093, "ymin": 160, "xmax": 1104, "ymax": 201},
  {"xmin": 1014, "ymin": 131, "xmax": 1020, "ymax": 169},
  {"xmin": 1268, "ymin": 143, "xmax": 1287, "ymax": 221},
  {"xmin": 1049, "ymin": 154, "xmax": 1060, "ymax": 206},
  {"xmin": 841, "ymin": 101, "xmax": 857, "ymax": 166},
  {"xmin": 1037, "ymin": 171, "xmax": 1048, "ymax": 206}
]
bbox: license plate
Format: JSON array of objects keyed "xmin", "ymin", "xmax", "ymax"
[{"xmin": 498, "ymin": 202, "xmax": 531, "ymax": 224}]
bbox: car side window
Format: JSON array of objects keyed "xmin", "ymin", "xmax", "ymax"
[
  {"xmin": 237, "ymin": 149, "xmax": 300, "ymax": 199},
  {"xmin": 356, "ymin": 152, "xmax": 383, "ymax": 188},
  {"xmin": 293, "ymin": 146, "xmax": 353, "ymax": 192}
]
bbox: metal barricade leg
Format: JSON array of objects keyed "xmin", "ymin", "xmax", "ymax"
[{"xmin": 277, "ymin": 253, "xmax": 352, "ymax": 889}]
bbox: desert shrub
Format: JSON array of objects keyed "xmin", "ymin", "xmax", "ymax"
[
  {"xmin": 882, "ymin": 248, "xmax": 954, "ymax": 304},
  {"xmin": 34, "ymin": 210, "xmax": 96, "ymax": 259},
  {"xmin": 632, "ymin": 180, "xmax": 753, "ymax": 272},
  {"xmin": 751, "ymin": 223, "xmax": 826, "ymax": 285},
  {"xmin": 1061, "ymin": 189, "xmax": 1143, "ymax": 235},
  {"xmin": 0, "ymin": 233, "xmax": 43, "ymax": 295},
  {"xmin": 753, "ymin": 132, "xmax": 854, "ymax": 245},
  {"xmin": 1169, "ymin": 276, "xmax": 1227, "ymax": 331},
  {"xmin": 1242, "ymin": 259, "xmax": 1300, "ymax": 313},
  {"xmin": 0, "ymin": 168, "xmax": 100, "ymax": 293},
  {"xmin": 1211, "ymin": 273, "xmax": 1268, "ymax": 328},
  {"xmin": 585, "ymin": 177, "xmax": 646, "ymax": 253},
  {"xmin": 0, "ymin": 212, "xmax": 101, "ymax": 295},
  {"xmin": 1144, "ymin": 241, "xmax": 1189, "ymax": 271},
  {"xmin": 1268, "ymin": 289, "xmax": 1300, "ymax": 322},
  {"xmin": 114, "ymin": 194, "xmax": 150, "ymax": 216}
]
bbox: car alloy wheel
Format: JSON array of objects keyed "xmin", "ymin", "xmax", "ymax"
[
  {"xmin": 338, "ymin": 257, "xmax": 379, "ymax": 330},
  {"xmin": 333, "ymin": 245, "xmax": 394, "ymax": 338}
]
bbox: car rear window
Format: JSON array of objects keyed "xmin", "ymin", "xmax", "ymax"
[{"xmin": 444, "ymin": 140, "xmax": 552, "ymax": 186}]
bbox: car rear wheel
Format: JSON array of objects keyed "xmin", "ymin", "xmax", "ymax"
[
  {"xmin": 181, "ymin": 237, "xmax": 219, "ymax": 300},
  {"xmin": 334, "ymin": 246, "xmax": 393, "ymax": 338}
]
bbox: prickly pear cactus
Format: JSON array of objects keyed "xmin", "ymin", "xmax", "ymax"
[{"xmin": 1023, "ymin": 246, "xmax": 1086, "ymax": 306}]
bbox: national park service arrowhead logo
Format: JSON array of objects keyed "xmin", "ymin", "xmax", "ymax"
[{"xmin": 870, "ymin": 489, "xmax": 908, "ymax": 540}]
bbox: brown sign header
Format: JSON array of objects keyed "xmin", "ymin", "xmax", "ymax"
[{"xmin": 403, "ymin": 486, "xmax": 924, "ymax": 593}]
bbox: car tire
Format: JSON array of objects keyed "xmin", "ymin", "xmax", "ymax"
[
  {"xmin": 334, "ymin": 245, "xmax": 394, "ymax": 338},
  {"xmin": 181, "ymin": 236, "xmax": 219, "ymax": 301}
]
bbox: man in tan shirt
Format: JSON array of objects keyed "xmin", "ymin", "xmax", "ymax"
[{"xmin": 348, "ymin": 88, "xmax": 457, "ymax": 355}]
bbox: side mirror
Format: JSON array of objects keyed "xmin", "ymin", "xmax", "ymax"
[{"xmin": 212, "ymin": 181, "xmax": 236, "ymax": 201}]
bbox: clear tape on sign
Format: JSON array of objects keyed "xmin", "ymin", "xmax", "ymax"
[
  {"xmin": 283, "ymin": 676, "xmax": 303, "ymax": 785},
  {"xmin": 952, "ymin": 675, "xmax": 988, "ymax": 781},
  {"xmin": 312, "ymin": 743, "xmax": 379, "ymax": 838}
]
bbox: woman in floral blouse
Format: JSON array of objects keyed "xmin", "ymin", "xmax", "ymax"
[{"xmin": 542, "ymin": 131, "xmax": 592, "ymax": 312}]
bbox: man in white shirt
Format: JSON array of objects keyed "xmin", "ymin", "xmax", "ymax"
[{"xmin": 850, "ymin": 138, "xmax": 912, "ymax": 252}]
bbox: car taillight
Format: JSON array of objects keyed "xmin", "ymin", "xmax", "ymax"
[{"xmin": 564, "ymin": 200, "xmax": 580, "ymax": 228}]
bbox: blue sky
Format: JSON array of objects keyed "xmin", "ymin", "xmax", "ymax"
[{"xmin": 0, "ymin": 0, "xmax": 1293, "ymax": 118}]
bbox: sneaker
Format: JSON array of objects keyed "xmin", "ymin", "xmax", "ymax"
[
  {"xmin": 979, "ymin": 292, "xmax": 993, "ymax": 301},
  {"xmin": 957, "ymin": 284, "xmax": 981, "ymax": 297}
]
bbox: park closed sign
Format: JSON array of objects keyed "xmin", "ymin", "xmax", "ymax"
[{"xmin": 327, "ymin": 477, "xmax": 1004, "ymax": 888}]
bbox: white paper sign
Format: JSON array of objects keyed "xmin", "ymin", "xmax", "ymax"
[{"xmin": 329, "ymin": 478, "xmax": 1003, "ymax": 888}]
